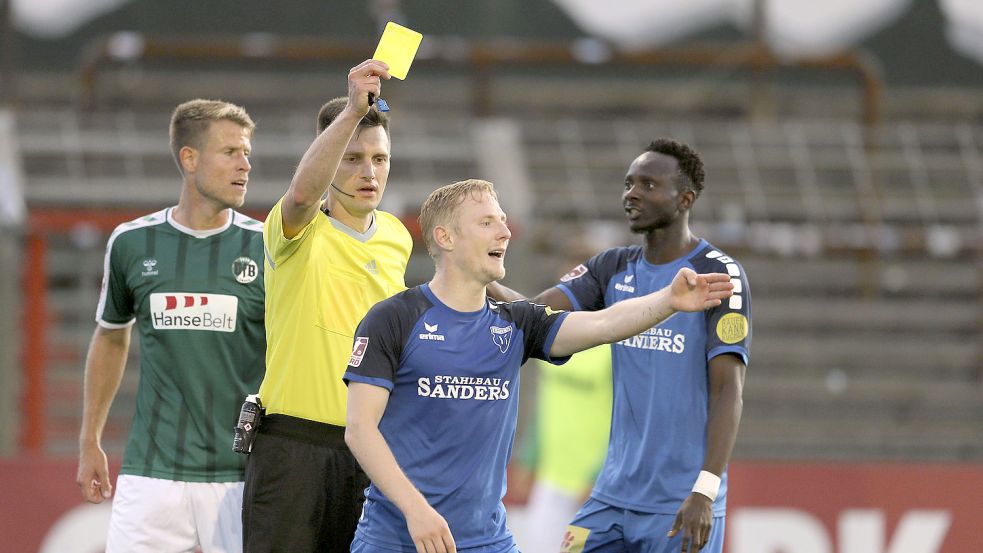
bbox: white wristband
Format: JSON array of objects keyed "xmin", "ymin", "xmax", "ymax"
[{"xmin": 691, "ymin": 470, "xmax": 721, "ymax": 501}]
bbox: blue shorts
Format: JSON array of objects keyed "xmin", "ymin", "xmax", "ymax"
[
  {"xmin": 561, "ymin": 498, "xmax": 725, "ymax": 553},
  {"xmin": 351, "ymin": 535, "xmax": 520, "ymax": 553}
]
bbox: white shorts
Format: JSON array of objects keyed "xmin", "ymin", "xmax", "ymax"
[{"xmin": 106, "ymin": 474, "xmax": 243, "ymax": 553}]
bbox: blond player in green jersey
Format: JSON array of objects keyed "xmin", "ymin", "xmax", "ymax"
[{"xmin": 77, "ymin": 99, "xmax": 265, "ymax": 553}]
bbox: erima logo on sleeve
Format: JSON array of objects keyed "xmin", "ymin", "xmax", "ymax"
[{"xmin": 149, "ymin": 293, "xmax": 237, "ymax": 331}]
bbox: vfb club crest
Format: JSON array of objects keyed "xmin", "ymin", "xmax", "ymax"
[{"xmin": 232, "ymin": 257, "xmax": 259, "ymax": 284}]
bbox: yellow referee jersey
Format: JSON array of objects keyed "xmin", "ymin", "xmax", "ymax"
[{"xmin": 260, "ymin": 198, "xmax": 412, "ymax": 425}]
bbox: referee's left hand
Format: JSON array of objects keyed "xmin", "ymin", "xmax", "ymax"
[
  {"xmin": 346, "ymin": 59, "xmax": 391, "ymax": 117},
  {"xmin": 667, "ymin": 492, "xmax": 712, "ymax": 552}
]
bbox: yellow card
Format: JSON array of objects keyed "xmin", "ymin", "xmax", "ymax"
[{"xmin": 372, "ymin": 22, "xmax": 423, "ymax": 80}]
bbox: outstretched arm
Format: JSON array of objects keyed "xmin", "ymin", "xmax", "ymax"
[
  {"xmin": 77, "ymin": 325, "xmax": 131, "ymax": 503},
  {"xmin": 486, "ymin": 281, "xmax": 573, "ymax": 311},
  {"xmin": 550, "ymin": 268, "xmax": 732, "ymax": 358},
  {"xmin": 345, "ymin": 383, "xmax": 457, "ymax": 553},
  {"xmin": 280, "ymin": 59, "xmax": 391, "ymax": 238}
]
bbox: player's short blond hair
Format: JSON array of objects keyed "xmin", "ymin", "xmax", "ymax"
[
  {"xmin": 169, "ymin": 99, "xmax": 255, "ymax": 174},
  {"xmin": 418, "ymin": 179, "xmax": 497, "ymax": 259}
]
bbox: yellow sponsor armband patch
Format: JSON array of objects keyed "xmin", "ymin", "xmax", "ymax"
[{"xmin": 716, "ymin": 312, "xmax": 749, "ymax": 344}]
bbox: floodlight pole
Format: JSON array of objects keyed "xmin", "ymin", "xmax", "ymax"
[
  {"xmin": 749, "ymin": 0, "xmax": 773, "ymax": 124},
  {"xmin": 0, "ymin": 0, "xmax": 16, "ymax": 105}
]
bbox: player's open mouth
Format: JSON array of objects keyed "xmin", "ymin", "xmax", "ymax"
[
  {"xmin": 488, "ymin": 249, "xmax": 505, "ymax": 259},
  {"xmin": 232, "ymin": 179, "xmax": 247, "ymax": 189},
  {"xmin": 625, "ymin": 205, "xmax": 640, "ymax": 217}
]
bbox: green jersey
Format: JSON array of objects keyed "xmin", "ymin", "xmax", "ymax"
[{"xmin": 97, "ymin": 207, "xmax": 266, "ymax": 482}]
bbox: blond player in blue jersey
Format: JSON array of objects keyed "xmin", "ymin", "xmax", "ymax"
[{"xmin": 344, "ymin": 179, "xmax": 734, "ymax": 553}]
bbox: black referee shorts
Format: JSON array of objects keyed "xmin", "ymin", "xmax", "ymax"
[{"xmin": 243, "ymin": 414, "xmax": 370, "ymax": 553}]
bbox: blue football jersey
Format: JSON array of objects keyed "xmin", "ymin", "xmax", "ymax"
[
  {"xmin": 344, "ymin": 284, "xmax": 569, "ymax": 550},
  {"xmin": 557, "ymin": 239, "xmax": 751, "ymax": 516}
]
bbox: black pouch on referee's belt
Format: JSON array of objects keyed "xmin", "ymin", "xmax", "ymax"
[{"xmin": 232, "ymin": 394, "xmax": 264, "ymax": 454}]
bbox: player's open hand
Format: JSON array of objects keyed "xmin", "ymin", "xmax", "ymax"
[
  {"xmin": 669, "ymin": 268, "xmax": 733, "ymax": 312},
  {"xmin": 347, "ymin": 59, "xmax": 391, "ymax": 116},
  {"xmin": 667, "ymin": 492, "xmax": 713, "ymax": 552},
  {"xmin": 406, "ymin": 504, "xmax": 456, "ymax": 553},
  {"xmin": 77, "ymin": 441, "xmax": 113, "ymax": 503}
]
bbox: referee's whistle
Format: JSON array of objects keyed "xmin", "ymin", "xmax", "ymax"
[{"xmin": 368, "ymin": 93, "xmax": 390, "ymax": 112}]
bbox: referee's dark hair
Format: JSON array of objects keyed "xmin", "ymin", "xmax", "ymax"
[
  {"xmin": 316, "ymin": 97, "xmax": 390, "ymax": 136},
  {"xmin": 646, "ymin": 138, "xmax": 705, "ymax": 197}
]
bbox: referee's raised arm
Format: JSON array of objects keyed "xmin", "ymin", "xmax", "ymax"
[
  {"xmin": 245, "ymin": 58, "xmax": 411, "ymax": 553},
  {"xmin": 281, "ymin": 59, "xmax": 390, "ymax": 238}
]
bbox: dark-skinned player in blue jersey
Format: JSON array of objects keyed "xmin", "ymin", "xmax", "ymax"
[{"xmin": 489, "ymin": 139, "xmax": 751, "ymax": 553}]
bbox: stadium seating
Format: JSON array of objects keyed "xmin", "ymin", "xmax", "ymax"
[{"xmin": 14, "ymin": 99, "xmax": 982, "ymax": 460}]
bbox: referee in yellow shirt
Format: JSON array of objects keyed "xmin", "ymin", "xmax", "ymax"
[{"xmin": 243, "ymin": 59, "xmax": 413, "ymax": 553}]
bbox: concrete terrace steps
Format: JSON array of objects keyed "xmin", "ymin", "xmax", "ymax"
[
  {"xmin": 744, "ymin": 376, "xmax": 983, "ymax": 416},
  {"xmin": 751, "ymin": 297, "xmax": 978, "ymax": 332},
  {"xmin": 737, "ymin": 417, "xmax": 983, "ymax": 461},
  {"xmin": 741, "ymin": 256, "xmax": 980, "ymax": 298},
  {"xmin": 17, "ymin": 107, "xmax": 482, "ymax": 208},
  {"xmin": 751, "ymin": 335, "xmax": 977, "ymax": 377},
  {"xmin": 15, "ymin": 103, "xmax": 983, "ymax": 461}
]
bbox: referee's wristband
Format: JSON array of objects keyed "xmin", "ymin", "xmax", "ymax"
[{"xmin": 691, "ymin": 471, "xmax": 721, "ymax": 502}]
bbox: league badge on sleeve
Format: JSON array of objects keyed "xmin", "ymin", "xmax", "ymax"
[
  {"xmin": 560, "ymin": 264, "xmax": 588, "ymax": 282},
  {"xmin": 349, "ymin": 337, "xmax": 369, "ymax": 367}
]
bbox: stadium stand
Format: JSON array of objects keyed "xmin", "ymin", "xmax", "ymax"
[
  {"xmin": 4, "ymin": 4, "xmax": 983, "ymax": 550},
  {"xmin": 14, "ymin": 95, "xmax": 982, "ymax": 460}
]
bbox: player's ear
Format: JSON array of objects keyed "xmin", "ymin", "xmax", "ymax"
[
  {"xmin": 679, "ymin": 188, "xmax": 696, "ymax": 211},
  {"xmin": 433, "ymin": 225, "xmax": 453, "ymax": 252},
  {"xmin": 179, "ymin": 146, "xmax": 198, "ymax": 175}
]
